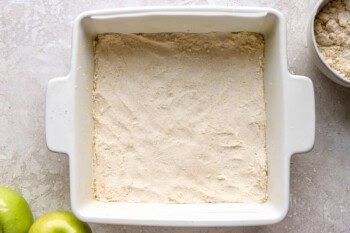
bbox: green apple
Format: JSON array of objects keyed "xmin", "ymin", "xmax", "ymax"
[
  {"xmin": 0, "ymin": 186, "xmax": 34, "ymax": 233},
  {"xmin": 29, "ymin": 211, "xmax": 92, "ymax": 233}
]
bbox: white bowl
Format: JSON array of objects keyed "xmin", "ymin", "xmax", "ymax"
[
  {"xmin": 46, "ymin": 7, "xmax": 315, "ymax": 226},
  {"xmin": 307, "ymin": 0, "xmax": 350, "ymax": 87}
]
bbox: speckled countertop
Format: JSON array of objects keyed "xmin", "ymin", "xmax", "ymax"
[{"xmin": 1, "ymin": 0, "xmax": 350, "ymax": 232}]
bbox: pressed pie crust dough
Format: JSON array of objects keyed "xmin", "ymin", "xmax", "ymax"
[{"xmin": 92, "ymin": 32, "xmax": 267, "ymax": 203}]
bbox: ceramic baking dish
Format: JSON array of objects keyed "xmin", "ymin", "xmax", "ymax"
[{"xmin": 46, "ymin": 7, "xmax": 315, "ymax": 226}]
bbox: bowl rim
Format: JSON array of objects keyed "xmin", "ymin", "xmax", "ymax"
[{"xmin": 309, "ymin": 0, "xmax": 350, "ymax": 86}]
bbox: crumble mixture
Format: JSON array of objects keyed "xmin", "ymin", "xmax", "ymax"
[
  {"xmin": 92, "ymin": 32, "xmax": 267, "ymax": 203},
  {"xmin": 315, "ymin": 0, "xmax": 350, "ymax": 79}
]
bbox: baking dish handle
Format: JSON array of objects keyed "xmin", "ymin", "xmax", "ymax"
[
  {"xmin": 286, "ymin": 74, "xmax": 315, "ymax": 156},
  {"xmin": 45, "ymin": 75, "xmax": 72, "ymax": 155}
]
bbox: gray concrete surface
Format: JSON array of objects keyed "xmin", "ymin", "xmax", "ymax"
[{"xmin": 1, "ymin": 0, "xmax": 350, "ymax": 232}]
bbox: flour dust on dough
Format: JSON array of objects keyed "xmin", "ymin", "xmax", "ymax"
[{"xmin": 92, "ymin": 32, "xmax": 267, "ymax": 204}]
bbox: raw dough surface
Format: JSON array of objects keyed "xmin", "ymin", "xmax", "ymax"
[{"xmin": 92, "ymin": 32, "xmax": 267, "ymax": 203}]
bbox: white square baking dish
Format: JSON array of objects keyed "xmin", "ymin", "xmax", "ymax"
[{"xmin": 46, "ymin": 6, "xmax": 315, "ymax": 226}]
